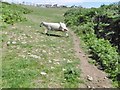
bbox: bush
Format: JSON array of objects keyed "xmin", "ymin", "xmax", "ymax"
[{"xmin": 64, "ymin": 3, "xmax": 120, "ymax": 87}]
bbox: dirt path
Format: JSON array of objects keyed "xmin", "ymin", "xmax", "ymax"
[{"xmin": 70, "ymin": 30, "xmax": 112, "ymax": 88}]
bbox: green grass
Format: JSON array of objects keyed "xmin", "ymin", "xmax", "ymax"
[
  {"xmin": 23, "ymin": 5, "xmax": 69, "ymax": 23},
  {"xmin": 2, "ymin": 52, "xmax": 40, "ymax": 88},
  {"xmin": 2, "ymin": 5, "xmax": 81, "ymax": 88}
]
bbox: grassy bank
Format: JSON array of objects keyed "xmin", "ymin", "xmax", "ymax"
[{"xmin": 1, "ymin": 3, "xmax": 81, "ymax": 88}]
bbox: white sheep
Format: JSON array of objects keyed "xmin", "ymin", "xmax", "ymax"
[{"xmin": 40, "ymin": 21, "xmax": 69, "ymax": 36}]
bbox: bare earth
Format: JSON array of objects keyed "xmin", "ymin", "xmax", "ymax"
[{"xmin": 70, "ymin": 30, "xmax": 112, "ymax": 88}]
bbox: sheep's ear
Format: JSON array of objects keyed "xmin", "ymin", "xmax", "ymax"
[{"xmin": 60, "ymin": 22, "xmax": 63, "ymax": 26}]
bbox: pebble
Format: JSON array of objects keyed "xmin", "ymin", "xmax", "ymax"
[
  {"xmin": 42, "ymin": 50, "xmax": 46, "ymax": 53},
  {"xmin": 48, "ymin": 60, "xmax": 52, "ymax": 63},
  {"xmin": 56, "ymin": 62, "xmax": 60, "ymax": 65},
  {"xmin": 12, "ymin": 41, "xmax": 17, "ymax": 44},
  {"xmin": 87, "ymin": 86, "xmax": 95, "ymax": 89},
  {"xmin": 104, "ymin": 76, "xmax": 107, "ymax": 79},
  {"xmin": 83, "ymin": 55, "xmax": 86, "ymax": 57},
  {"xmin": 30, "ymin": 54, "xmax": 41, "ymax": 59},
  {"xmin": 97, "ymin": 85, "xmax": 101, "ymax": 87},
  {"xmin": 27, "ymin": 53, "xmax": 31, "ymax": 55},
  {"xmin": 87, "ymin": 85, "xmax": 91, "ymax": 88},
  {"xmin": 51, "ymin": 66, "xmax": 55, "ymax": 69},
  {"xmin": 67, "ymin": 60, "xmax": 72, "ymax": 63},
  {"xmin": 87, "ymin": 75, "xmax": 93, "ymax": 81},
  {"xmin": 7, "ymin": 41, "xmax": 11, "ymax": 45},
  {"xmin": 40, "ymin": 72, "xmax": 47, "ymax": 75},
  {"xmin": 21, "ymin": 41, "xmax": 27, "ymax": 44},
  {"xmin": 4, "ymin": 32, "xmax": 8, "ymax": 35},
  {"xmin": 103, "ymin": 86, "xmax": 109, "ymax": 88},
  {"xmin": 97, "ymin": 65, "xmax": 104, "ymax": 70}
]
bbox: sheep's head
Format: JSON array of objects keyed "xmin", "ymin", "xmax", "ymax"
[
  {"xmin": 62, "ymin": 28, "xmax": 68, "ymax": 31},
  {"xmin": 60, "ymin": 22, "xmax": 68, "ymax": 31},
  {"xmin": 40, "ymin": 22, "xmax": 44, "ymax": 27}
]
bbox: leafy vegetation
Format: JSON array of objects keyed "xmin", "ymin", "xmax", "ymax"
[
  {"xmin": 64, "ymin": 3, "xmax": 120, "ymax": 52},
  {"xmin": 63, "ymin": 62, "xmax": 81, "ymax": 88},
  {"xmin": 1, "ymin": 2, "xmax": 32, "ymax": 25},
  {"xmin": 64, "ymin": 2, "xmax": 120, "ymax": 87}
]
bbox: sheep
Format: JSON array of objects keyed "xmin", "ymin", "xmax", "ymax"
[{"xmin": 40, "ymin": 21, "xmax": 69, "ymax": 37}]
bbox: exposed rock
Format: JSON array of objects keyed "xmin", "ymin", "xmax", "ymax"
[
  {"xmin": 87, "ymin": 75, "xmax": 93, "ymax": 81},
  {"xmin": 87, "ymin": 85, "xmax": 91, "ymax": 88},
  {"xmin": 97, "ymin": 65, "xmax": 104, "ymax": 70},
  {"xmin": 104, "ymin": 76, "xmax": 108, "ymax": 79}
]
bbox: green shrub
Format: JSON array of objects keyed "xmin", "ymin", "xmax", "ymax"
[
  {"xmin": 64, "ymin": 63, "xmax": 80, "ymax": 87},
  {"xmin": 64, "ymin": 3, "xmax": 120, "ymax": 87}
]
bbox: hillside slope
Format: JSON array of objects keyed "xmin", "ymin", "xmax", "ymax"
[
  {"xmin": 1, "ymin": 3, "xmax": 114, "ymax": 88},
  {"xmin": 2, "ymin": 3, "xmax": 81, "ymax": 88}
]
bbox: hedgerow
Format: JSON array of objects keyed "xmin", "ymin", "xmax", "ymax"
[{"xmin": 64, "ymin": 2, "xmax": 120, "ymax": 87}]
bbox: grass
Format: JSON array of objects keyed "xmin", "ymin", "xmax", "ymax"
[
  {"xmin": 2, "ymin": 5, "xmax": 81, "ymax": 88},
  {"xmin": 2, "ymin": 52, "xmax": 40, "ymax": 87}
]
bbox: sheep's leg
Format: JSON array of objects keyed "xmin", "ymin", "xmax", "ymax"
[
  {"xmin": 44, "ymin": 29, "xmax": 48, "ymax": 34},
  {"xmin": 47, "ymin": 26, "xmax": 51, "ymax": 36},
  {"xmin": 47, "ymin": 30, "xmax": 51, "ymax": 36}
]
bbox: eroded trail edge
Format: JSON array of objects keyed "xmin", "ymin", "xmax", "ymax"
[{"xmin": 70, "ymin": 30, "xmax": 112, "ymax": 88}]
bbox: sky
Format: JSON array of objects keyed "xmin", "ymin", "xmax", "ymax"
[{"xmin": 2, "ymin": 0, "xmax": 120, "ymax": 8}]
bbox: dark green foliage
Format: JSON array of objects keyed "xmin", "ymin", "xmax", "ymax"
[
  {"xmin": 64, "ymin": 63, "xmax": 80, "ymax": 87},
  {"xmin": 64, "ymin": 63, "xmax": 80, "ymax": 82},
  {"xmin": 1, "ymin": 2, "xmax": 32, "ymax": 25},
  {"xmin": 64, "ymin": 3, "xmax": 120, "ymax": 51},
  {"xmin": 64, "ymin": 2, "xmax": 120, "ymax": 87}
]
